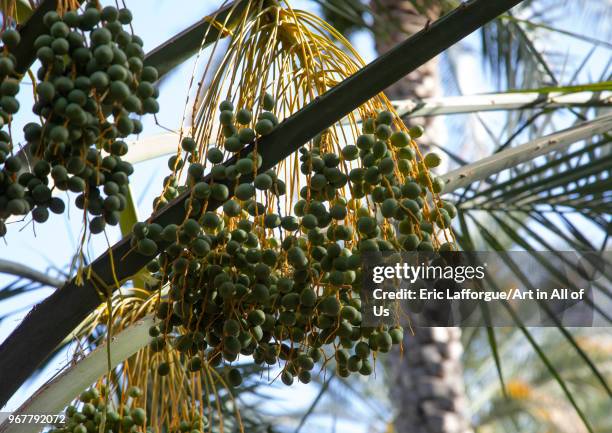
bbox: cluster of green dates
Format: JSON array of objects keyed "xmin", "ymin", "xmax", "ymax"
[
  {"xmin": 131, "ymin": 96, "xmax": 456, "ymax": 386},
  {"xmin": 0, "ymin": 2, "xmax": 159, "ymax": 236},
  {"xmin": 49, "ymin": 386, "xmax": 155, "ymax": 433},
  {"xmin": 0, "ymin": 28, "xmax": 27, "ymax": 236},
  {"xmin": 333, "ymin": 111, "xmax": 456, "ymax": 252}
]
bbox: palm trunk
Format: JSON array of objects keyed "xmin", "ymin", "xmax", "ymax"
[
  {"xmin": 371, "ymin": 1, "xmax": 472, "ymax": 433},
  {"xmin": 372, "ymin": 0, "xmax": 445, "ymax": 154}
]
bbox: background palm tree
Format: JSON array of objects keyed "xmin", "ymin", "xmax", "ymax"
[{"xmin": 370, "ymin": 2, "xmax": 471, "ymax": 433}]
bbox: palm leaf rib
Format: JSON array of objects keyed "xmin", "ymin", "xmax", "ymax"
[
  {"xmin": 95, "ymin": 89, "xmax": 612, "ymax": 167},
  {"xmin": 0, "ymin": 315, "xmax": 156, "ymax": 433},
  {"xmin": 443, "ymin": 114, "xmax": 612, "ymax": 193},
  {"xmin": 0, "ymin": 260, "xmax": 63, "ymax": 289},
  {"xmin": 142, "ymin": 1, "xmax": 249, "ymax": 77},
  {"xmin": 394, "ymin": 87, "xmax": 612, "ymax": 117}
]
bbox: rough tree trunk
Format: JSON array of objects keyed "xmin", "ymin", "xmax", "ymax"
[{"xmin": 371, "ymin": 2, "xmax": 473, "ymax": 433}]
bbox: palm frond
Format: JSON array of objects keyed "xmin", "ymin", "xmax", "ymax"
[{"xmin": 0, "ymin": 259, "xmax": 64, "ymax": 289}]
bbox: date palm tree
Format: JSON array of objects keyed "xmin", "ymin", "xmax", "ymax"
[{"xmin": 0, "ymin": 2, "xmax": 610, "ymax": 433}]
